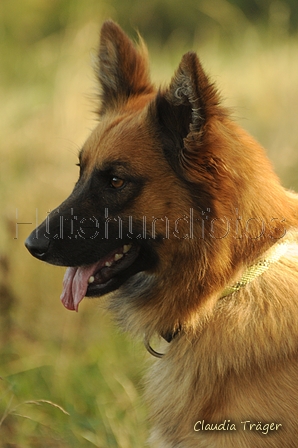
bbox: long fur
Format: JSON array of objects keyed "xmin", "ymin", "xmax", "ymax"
[{"xmin": 100, "ymin": 23, "xmax": 298, "ymax": 447}]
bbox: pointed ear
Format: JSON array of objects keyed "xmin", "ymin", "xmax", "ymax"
[
  {"xmin": 150, "ymin": 52, "xmax": 220, "ymax": 172},
  {"xmin": 97, "ymin": 20, "xmax": 153, "ymax": 114}
]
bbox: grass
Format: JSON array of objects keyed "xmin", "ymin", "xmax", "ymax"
[{"xmin": 0, "ymin": 3, "xmax": 298, "ymax": 447}]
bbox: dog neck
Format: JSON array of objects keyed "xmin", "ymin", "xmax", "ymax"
[{"xmin": 145, "ymin": 239, "xmax": 290, "ymax": 358}]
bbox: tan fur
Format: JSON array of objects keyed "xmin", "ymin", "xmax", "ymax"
[{"xmin": 147, "ymin": 239, "xmax": 298, "ymax": 447}]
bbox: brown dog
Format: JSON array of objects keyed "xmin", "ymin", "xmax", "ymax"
[{"xmin": 25, "ymin": 21, "xmax": 298, "ymax": 447}]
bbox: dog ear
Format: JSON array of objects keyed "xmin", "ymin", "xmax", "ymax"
[
  {"xmin": 151, "ymin": 52, "xmax": 220, "ymax": 172},
  {"xmin": 97, "ymin": 21, "xmax": 153, "ymax": 114}
]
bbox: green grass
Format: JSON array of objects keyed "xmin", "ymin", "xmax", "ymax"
[
  {"xmin": 0, "ymin": 299, "xmax": 149, "ymax": 447},
  {"xmin": 0, "ymin": 2, "xmax": 298, "ymax": 447}
]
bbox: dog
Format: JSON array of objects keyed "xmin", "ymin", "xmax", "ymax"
[{"xmin": 25, "ymin": 20, "xmax": 298, "ymax": 447}]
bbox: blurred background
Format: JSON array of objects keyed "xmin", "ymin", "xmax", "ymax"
[{"xmin": 0, "ymin": 0, "xmax": 298, "ymax": 446}]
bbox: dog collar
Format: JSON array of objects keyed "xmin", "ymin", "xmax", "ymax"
[
  {"xmin": 144, "ymin": 240, "xmax": 289, "ymax": 359},
  {"xmin": 220, "ymin": 240, "xmax": 289, "ymax": 299},
  {"xmin": 144, "ymin": 326, "xmax": 181, "ymax": 359}
]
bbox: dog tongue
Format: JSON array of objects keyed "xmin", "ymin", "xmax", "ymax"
[{"xmin": 60, "ymin": 265, "xmax": 96, "ymax": 312}]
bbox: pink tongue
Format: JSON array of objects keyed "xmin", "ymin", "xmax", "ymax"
[{"xmin": 60, "ymin": 264, "xmax": 97, "ymax": 312}]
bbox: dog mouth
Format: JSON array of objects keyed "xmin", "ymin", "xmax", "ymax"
[{"xmin": 60, "ymin": 244, "xmax": 140, "ymax": 311}]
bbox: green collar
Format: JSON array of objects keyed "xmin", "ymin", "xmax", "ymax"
[{"xmin": 220, "ymin": 241, "xmax": 289, "ymax": 299}]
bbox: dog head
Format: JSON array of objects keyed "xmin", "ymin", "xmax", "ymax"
[{"xmin": 25, "ymin": 21, "xmax": 295, "ymax": 337}]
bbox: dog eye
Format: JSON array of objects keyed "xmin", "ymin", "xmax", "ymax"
[{"xmin": 110, "ymin": 176, "xmax": 126, "ymax": 189}]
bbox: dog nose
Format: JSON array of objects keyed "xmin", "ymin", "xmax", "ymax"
[{"xmin": 25, "ymin": 232, "xmax": 50, "ymax": 260}]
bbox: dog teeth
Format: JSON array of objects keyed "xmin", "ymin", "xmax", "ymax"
[
  {"xmin": 123, "ymin": 244, "xmax": 132, "ymax": 254},
  {"xmin": 88, "ymin": 276, "xmax": 95, "ymax": 284},
  {"xmin": 98, "ymin": 246, "xmax": 132, "ymax": 271}
]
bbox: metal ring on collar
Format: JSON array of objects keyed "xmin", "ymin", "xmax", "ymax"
[{"xmin": 143, "ymin": 335, "xmax": 164, "ymax": 358}]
